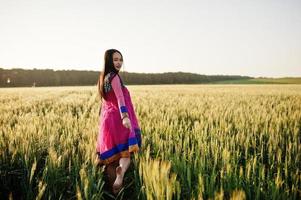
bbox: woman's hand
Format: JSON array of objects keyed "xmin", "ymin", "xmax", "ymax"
[{"xmin": 122, "ymin": 116, "xmax": 132, "ymax": 129}]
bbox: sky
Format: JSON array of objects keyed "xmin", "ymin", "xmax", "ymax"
[{"xmin": 0, "ymin": 0, "xmax": 300, "ymax": 78}]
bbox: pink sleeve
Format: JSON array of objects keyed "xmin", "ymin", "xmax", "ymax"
[{"xmin": 111, "ymin": 74, "xmax": 128, "ymax": 118}]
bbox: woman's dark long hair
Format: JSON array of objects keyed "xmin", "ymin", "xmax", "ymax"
[{"xmin": 97, "ymin": 49, "xmax": 123, "ymax": 102}]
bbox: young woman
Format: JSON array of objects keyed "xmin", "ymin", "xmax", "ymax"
[{"xmin": 96, "ymin": 49, "xmax": 142, "ymax": 194}]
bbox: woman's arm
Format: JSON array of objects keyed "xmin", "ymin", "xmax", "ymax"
[{"xmin": 111, "ymin": 74, "xmax": 129, "ymax": 120}]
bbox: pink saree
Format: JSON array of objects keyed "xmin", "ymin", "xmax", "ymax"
[{"xmin": 96, "ymin": 71, "xmax": 142, "ymax": 165}]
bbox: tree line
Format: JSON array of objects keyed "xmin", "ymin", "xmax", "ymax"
[{"xmin": 0, "ymin": 68, "xmax": 252, "ymax": 87}]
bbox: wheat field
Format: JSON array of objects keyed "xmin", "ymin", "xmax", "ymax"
[{"xmin": 0, "ymin": 84, "xmax": 300, "ymax": 200}]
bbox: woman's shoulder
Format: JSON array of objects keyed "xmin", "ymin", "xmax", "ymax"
[
  {"xmin": 104, "ymin": 71, "xmax": 118, "ymax": 82},
  {"xmin": 104, "ymin": 71, "xmax": 126, "ymax": 88}
]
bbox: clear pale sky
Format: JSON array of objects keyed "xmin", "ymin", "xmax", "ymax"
[{"xmin": 0, "ymin": 0, "xmax": 300, "ymax": 78}]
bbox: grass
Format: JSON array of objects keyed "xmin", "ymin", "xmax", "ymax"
[{"xmin": 0, "ymin": 84, "xmax": 300, "ymax": 199}]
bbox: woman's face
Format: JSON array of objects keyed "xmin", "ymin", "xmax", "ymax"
[{"xmin": 112, "ymin": 52, "xmax": 123, "ymax": 71}]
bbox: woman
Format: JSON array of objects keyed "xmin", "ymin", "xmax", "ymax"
[{"xmin": 96, "ymin": 49, "xmax": 142, "ymax": 194}]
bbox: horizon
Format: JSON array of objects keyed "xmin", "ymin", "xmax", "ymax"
[
  {"xmin": 2, "ymin": 67, "xmax": 301, "ymax": 79},
  {"xmin": 0, "ymin": 0, "xmax": 300, "ymax": 78}
]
